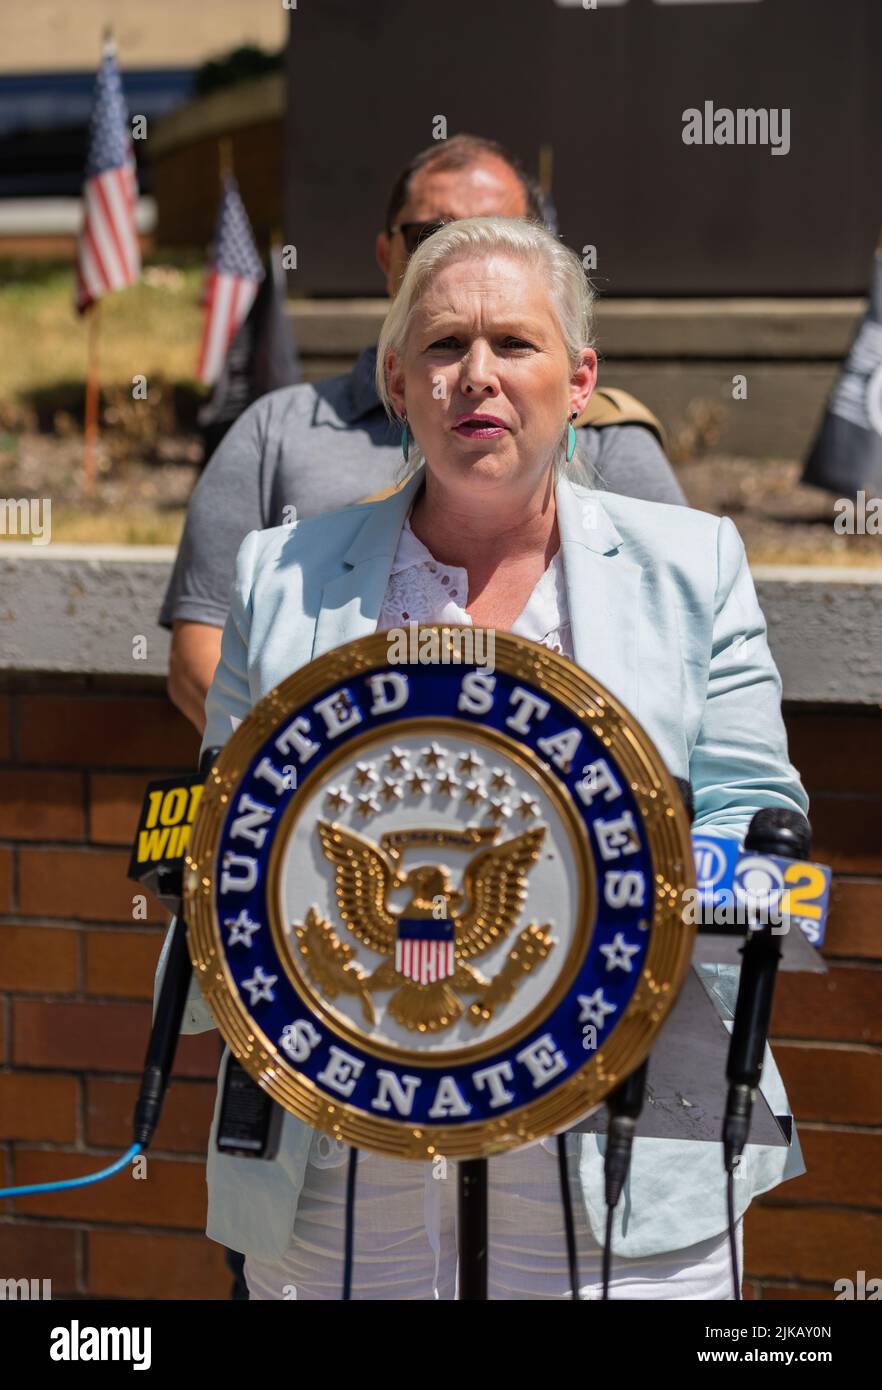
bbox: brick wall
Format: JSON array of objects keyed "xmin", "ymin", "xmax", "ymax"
[{"xmin": 0, "ymin": 675, "xmax": 879, "ymax": 1299}]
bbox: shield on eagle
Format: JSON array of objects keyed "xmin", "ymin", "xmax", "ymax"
[{"xmin": 395, "ymin": 916, "xmax": 455, "ymax": 984}]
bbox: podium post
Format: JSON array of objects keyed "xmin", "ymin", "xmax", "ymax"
[{"xmin": 458, "ymin": 1159, "xmax": 488, "ymax": 1300}]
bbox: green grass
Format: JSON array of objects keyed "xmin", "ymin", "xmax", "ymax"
[
  {"xmin": 40, "ymin": 507, "xmax": 187, "ymax": 546},
  {"xmin": 0, "ymin": 257, "xmax": 207, "ymax": 401}
]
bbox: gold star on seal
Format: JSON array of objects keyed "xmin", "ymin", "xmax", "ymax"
[
  {"xmin": 491, "ymin": 768, "xmax": 515, "ymax": 791},
  {"xmin": 463, "ymin": 780, "xmax": 486, "ymax": 807},
  {"xmin": 353, "ymin": 762, "xmax": 378, "ymax": 787},
  {"xmin": 356, "ymin": 794, "xmax": 380, "ymax": 818},
  {"xmin": 421, "ymin": 742, "xmax": 446, "ymax": 770},
  {"xmin": 385, "ymin": 747, "xmax": 409, "ymax": 773},
  {"xmin": 487, "ymin": 797, "xmax": 512, "ymax": 822},
  {"xmin": 435, "ymin": 772, "xmax": 460, "ymax": 798},
  {"xmin": 458, "ymin": 751, "xmax": 482, "ymax": 776},
  {"xmin": 380, "ymin": 777, "xmax": 403, "ymax": 803},
  {"xmin": 406, "ymin": 772, "xmax": 430, "ymax": 796},
  {"xmin": 517, "ymin": 795, "xmax": 540, "ymax": 820},
  {"xmin": 326, "ymin": 787, "xmax": 352, "ymax": 812}
]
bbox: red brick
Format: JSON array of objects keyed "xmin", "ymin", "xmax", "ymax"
[
  {"xmin": 786, "ymin": 711, "xmax": 882, "ymax": 796},
  {"xmin": 0, "ymin": 1225, "xmax": 79, "ymax": 1294},
  {"xmin": 823, "ymin": 878, "xmax": 882, "ymax": 959},
  {"xmin": 86, "ymin": 1076, "xmax": 215, "ymax": 1153},
  {"xmin": 14, "ymin": 1148, "xmax": 207, "ymax": 1228},
  {"xmin": 0, "ymin": 694, "xmax": 11, "ymax": 759},
  {"xmin": 0, "ymin": 1072, "xmax": 78, "ymax": 1142},
  {"xmin": 19, "ymin": 694, "xmax": 199, "ymax": 769},
  {"xmin": 810, "ymin": 797, "xmax": 882, "ymax": 874},
  {"xmin": 775, "ymin": 1044, "xmax": 882, "ymax": 1125},
  {"xmin": 17, "ymin": 846, "xmax": 165, "ymax": 922},
  {"xmin": 754, "ymin": 1281, "xmax": 834, "ymax": 1300},
  {"xmin": 0, "ymin": 769, "xmax": 84, "ymax": 841},
  {"xmin": 0, "ymin": 846, "xmax": 11, "ymax": 911},
  {"xmin": 12, "ymin": 999, "xmax": 219, "ymax": 1076},
  {"xmin": 87, "ymin": 1228, "xmax": 229, "ymax": 1300},
  {"xmin": 745, "ymin": 1207, "xmax": 882, "ymax": 1284},
  {"xmin": 772, "ymin": 965, "xmax": 882, "ymax": 1044},
  {"xmin": 89, "ymin": 772, "xmax": 152, "ymax": 845},
  {"xmin": 0, "ymin": 923, "xmax": 79, "ymax": 992},
  {"xmin": 84, "ymin": 928, "xmax": 162, "ymax": 999},
  {"xmin": 765, "ymin": 1128, "xmax": 882, "ymax": 1208}
]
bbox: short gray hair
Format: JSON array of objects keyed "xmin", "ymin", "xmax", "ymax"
[{"xmin": 374, "ymin": 216, "xmax": 597, "ymax": 481}]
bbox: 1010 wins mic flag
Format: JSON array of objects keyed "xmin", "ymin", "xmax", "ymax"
[{"xmin": 803, "ymin": 249, "xmax": 882, "ymax": 495}]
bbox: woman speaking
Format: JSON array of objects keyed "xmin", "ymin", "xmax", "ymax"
[{"xmin": 174, "ymin": 216, "xmax": 808, "ymax": 1299}]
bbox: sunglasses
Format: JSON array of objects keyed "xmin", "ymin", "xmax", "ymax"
[{"xmin": 389, "ymin": 218, "xmax": 453, "ymax": 255}]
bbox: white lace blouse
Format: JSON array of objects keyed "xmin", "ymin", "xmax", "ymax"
[{"xmin": 376, "ymin": 515, "xmax": 574, "ymax": 658}]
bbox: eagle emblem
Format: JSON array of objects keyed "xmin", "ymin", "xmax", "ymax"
[{"xmin": 293, "ymin": 820, "xmax": 554, "ymax": 1033}]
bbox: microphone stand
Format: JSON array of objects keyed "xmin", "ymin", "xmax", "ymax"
[{"xmin": 722, "ymin": 806, "xmax": 812, "ymax": 1297}]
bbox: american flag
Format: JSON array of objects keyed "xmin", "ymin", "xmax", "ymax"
[
  {"xmin": 197, "ymin": 174, "xmax": 265, "ymax": 385},
  {"xmin": 75, "ymin": 39, "xmax": 140, "ymax": 313}
]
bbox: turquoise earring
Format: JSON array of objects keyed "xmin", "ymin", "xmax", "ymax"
[
  {"xmin": 566, "ymin": 411, "xmax": 578, "ymax": 462},
  {"xmin": 401, "ymin": 414, "xmax": 410, "ymax": 462}
]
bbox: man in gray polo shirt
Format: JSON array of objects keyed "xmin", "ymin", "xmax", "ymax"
[{"xmin": 162, "ymin": 133, "xmax": 685, "ymax": 731}]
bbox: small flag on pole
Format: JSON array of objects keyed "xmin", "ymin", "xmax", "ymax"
[
  {"xmin": 197, "ymin": 242, "xmax": 301, "ymax": 455},
  {"xmin": 802, "ymin": 249, "xmax": 882, "ymax": 495},
  {"xmin": 75, "ymin": 37, "xmax": 141, "ymax": 314},
  {"xmin": 196, "ymin": 173, "xmax": 265, "ymax": 386}
]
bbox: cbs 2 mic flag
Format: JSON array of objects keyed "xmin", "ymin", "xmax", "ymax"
[
  {"xmin": 197, "ymin": 174, "xmax": 265, "ymax": 386},
  {"xmin": 803, "ymin": 251, "xmax": 882, "ymax": 495},
  {"xmin": 75, "ymin": 40, "xmax": 141, "ymax": 313}
]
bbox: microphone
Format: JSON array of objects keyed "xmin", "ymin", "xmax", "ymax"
[
  {"xmin": 131, "ymin": 747, "xmax": 220, "ymax": 1150},
  {"xmin": 674, "ymin": 776, "xmax": 695, "ymax": 825},
  {"xmin": 722, "ymin": 807, "xmax": 812, "ymax": 1172}
]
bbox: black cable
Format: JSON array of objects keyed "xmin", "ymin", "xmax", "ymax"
[
  {"xmin": 556, "ymin": 1134, "xmax": 580, "ymax": 1301},
  {"xmin": 342, "ymin": 1147, "xmax": 358, "ymax": 1301},
  {"xmin": 602, "ymin": 1203, "xmax": 614, "ymax": 1300},
  {"xmin": 727, "ymin": 1169, "xmax": 742, "ymax": 1301}
]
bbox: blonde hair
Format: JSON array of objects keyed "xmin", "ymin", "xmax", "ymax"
[{"xmin": 374, "ymin": 216, "xmax": 597, "ymax": 481}]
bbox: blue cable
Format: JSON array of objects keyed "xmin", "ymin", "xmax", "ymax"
[{"xmin": 0, "ymin": 1143, "xmax": 143, "ymax": 1198}]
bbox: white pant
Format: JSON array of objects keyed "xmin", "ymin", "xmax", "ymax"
[{"xmin": 244, "ymin": 1133, "xmax": 743, "ymax": 1301}]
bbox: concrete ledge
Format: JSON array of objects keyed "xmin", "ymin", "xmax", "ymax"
[{"xmin": 1, "ymin": 547, "xmax": 880, "ymax": 705}]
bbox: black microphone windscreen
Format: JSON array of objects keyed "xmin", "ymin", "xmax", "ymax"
[
  {"xmin": 744, "ymin": 806, "xmax": 811, "ymax": 859},
  {"xmin": 674, "ymin": 777, "xmax": 695, "ymax": 824}
]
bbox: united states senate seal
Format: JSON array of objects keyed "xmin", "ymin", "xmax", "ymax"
[{"xmin": 185, "ymin": 629, "xmax": 695, "ymax": 1160}]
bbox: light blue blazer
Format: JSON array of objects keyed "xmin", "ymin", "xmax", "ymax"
[{"xmin": 156, "ymin": 466, "xmax": 808, "ymax": 1263}]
